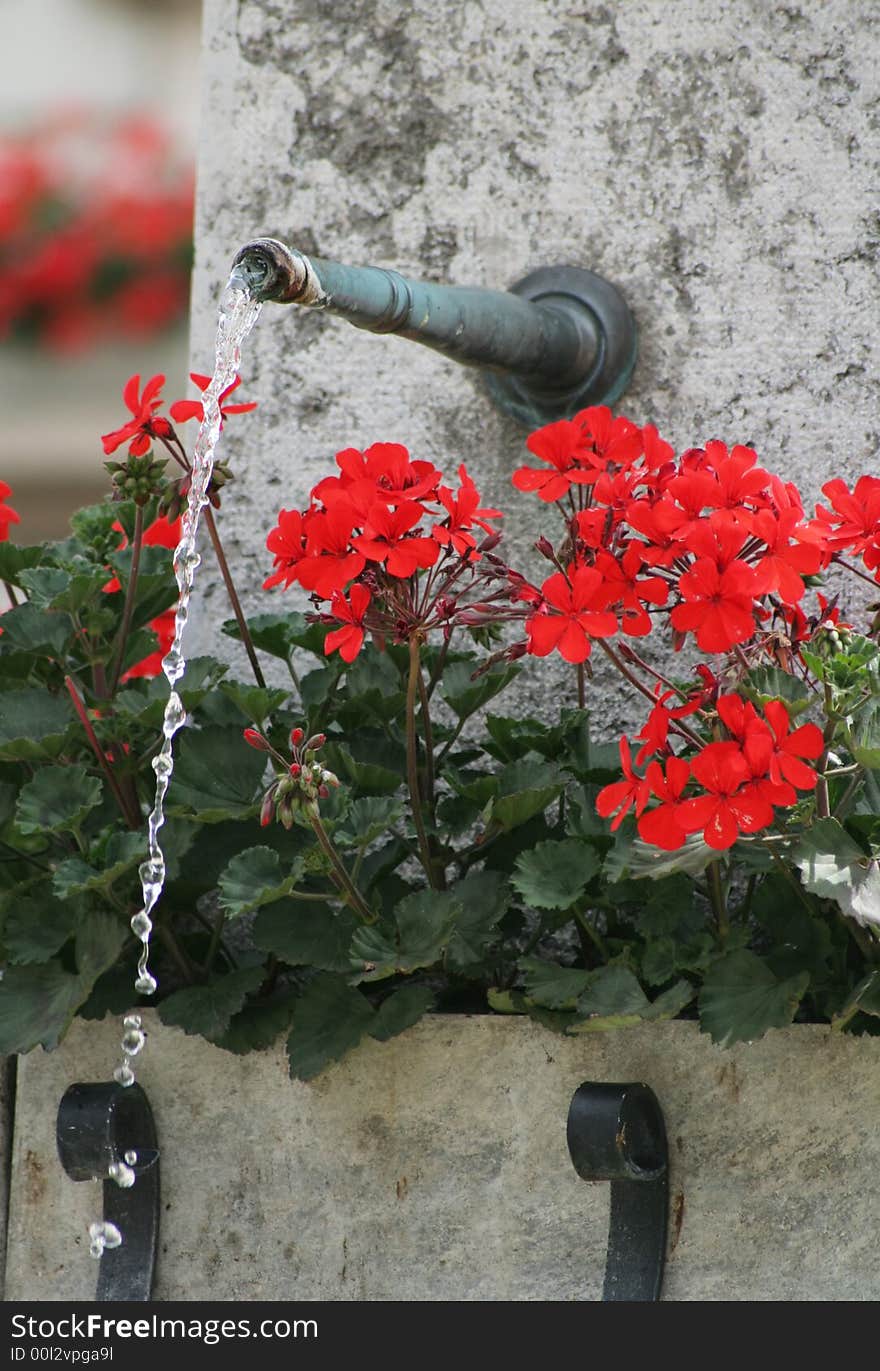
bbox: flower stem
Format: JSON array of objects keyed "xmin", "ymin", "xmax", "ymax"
[
  {"xmin": 108, "ymin": 503, "xmax": 144, "ymax": 695},
  {"xmin": 308, "ymin": 812, "xmax": 376, "ymax": 923},
  {"xmin": 407, "ymin": 635, "xmax": 441, "ymax": 889},
  {"xmin": 708, "ymin": 860, "xmax": 729, "ymax": 943},
  {"xmin": 64, "ymin": 675, "xmax": 141, "ymax": 830},
  {"xmin": 203, "ymin": 507, "xmax": 266, "ymax": 688}
]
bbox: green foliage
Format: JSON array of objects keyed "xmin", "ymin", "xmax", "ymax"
[{"xmin": 4, "ymin": 480, "xmax": 880, "ymax": 1085}]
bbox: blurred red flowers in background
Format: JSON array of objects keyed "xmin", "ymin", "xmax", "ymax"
[{"xmin": 0, "ymin": 112, "xmax": 193, "ymax": 352}]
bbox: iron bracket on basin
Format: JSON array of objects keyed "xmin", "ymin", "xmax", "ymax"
[
  {"xmin": 566, "ymin": 1081, "xmax": 669, "ymax": 1301},
  {"xmin": 56, "ymin": 1081, "xmax": 160, "ymax": 1301},
  {"xmin": 231, "ymin": 239, "xmax": 638, "ymax": 428}
]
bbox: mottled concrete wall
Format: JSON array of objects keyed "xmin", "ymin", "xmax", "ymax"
[
  {"xmin": 186, "ymin": 0, "xmax": 880, "ymax": 735},
  {"xmin": 7, "ymin": 1015, "xmax": 880, "ymax": 1300}
]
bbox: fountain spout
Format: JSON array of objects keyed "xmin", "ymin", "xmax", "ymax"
[{"xmin": 231, "ymin": 237, "xmax": 637, "ymax": 427}]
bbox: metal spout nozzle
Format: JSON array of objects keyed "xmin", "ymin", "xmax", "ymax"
[{"xmin": 232, "ymin": 237, "xmax": 637, "ymax": 426}]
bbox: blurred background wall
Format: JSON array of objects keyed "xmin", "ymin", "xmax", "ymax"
[{"xmin": 0, "ymin": 0, "xmax": 201, "ymax": 539}]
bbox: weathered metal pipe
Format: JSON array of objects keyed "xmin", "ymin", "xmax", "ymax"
[{"xmin": 231, "ymin": 237, "xmax": 637, "ymax": 426}]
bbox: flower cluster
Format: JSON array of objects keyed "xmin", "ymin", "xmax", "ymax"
[
  {"xmin": 0, "ymin": 113, "xmax": 193, "ymax": 351},
  {"xmin": 503, "ymin": 405, "xmax": 880, "ymax": 853},
  {"xmin": 244, "ymin": 725, "xmax": 340, "ymax": 825},
  {"xmin": 263, "ymin": 442, "xmax": 502, "ymax": 656}
]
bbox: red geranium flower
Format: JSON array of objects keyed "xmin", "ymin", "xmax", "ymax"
[
  {"xmin": 749, "ymin": 699, "xmax": 824, "ymax": 791},
  {"xmin": 637, "ymin": 756, "xmax": 691, "ymax": 850},
  {"xmin": 101, "ymin": 373, "xmax": 172, "ymax": 456},
  {"xmin": 0, "ymin": 481, "xmax": 20, "ymax": 541},
  {"xmin": 353, "ymin": 501, "xmax": 439, "ymax": 579},
  {"xmin": 313, "ymin": 443, "xmax": 442, "ymax": 507},
  {"xmin": 594, "ymin": 545, "xmax": 668, "ymax": 636},
  {"xmin": 512, "ymin": 418, "xmax": 595, "ymax": 502},
  {"xmin": 526, "ymin": 566, "xmax": 618, "ymax": 663},
  {"xmin": 324, "ymin": 584, "xmax": 372, "ymax": 663},
  {"xmin": 596, "ymin": 736, "xmax": 651, "ymax": 831},
  {"xmin": 813, "ymin": 476, "xmax": 880, "ymax": 570},
  {"xmin": 299, "ymin": 503, "xmax": 366, "ymax": 598},
  {"xmin": 675, "ymin": 741, "xmax": 774, "ymax": 850},
  {"xmin": 169, "ymin": 372, "xmax": 257, "ymax": 425},
  {"xmin": 670, "ymin": 526, "xmax": 757, "ymax": 652},
  {"xmin": 263, "ymin": 509, "xmax": 310, "ymax": 591},
  {"xmin": 432, "ymin": 466, "xmax": 501, "ymax": 559}
]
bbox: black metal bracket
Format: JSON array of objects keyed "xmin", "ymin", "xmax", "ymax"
[
  {"xmin": 566, "ymin": 1081, "xmax": 668, "ymax": 1301},
  {"xmin": 56, "ymin": 1081, "xmax": 160, "ymax": 1301}
]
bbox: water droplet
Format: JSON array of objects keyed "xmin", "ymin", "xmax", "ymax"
[
  {"xmin": 130, "ymin": 912, "xmax": 152, "ymax": 941},
  {"xmin": 113, "ymin": 1063, "xmax": 135, "ymax": 1087},
  {"xmin": 124, "ymin": 1150, "xmax": 138, "ymax": 1166},
  {"xmin": 88, "ymin": 1220, "xmax": 122, "ymax": 1255},
  {"xmin": 135, "ymin": 970, "xmax": 157, "ymax": 995},
  {"xmin": 152, "ymin": 753, "xmax": 174, "ymax": 780},
  {"xmin": 108, "ymin": 1161, "xmax": 136, "ymax": 1189},
  {"xmin": 123, "ymin": 1014, "xmax": 142, "ymax": 1031},
  {"xmin": 121, "ymin": 1028, "xmax": 145, "ymax": 1056}
]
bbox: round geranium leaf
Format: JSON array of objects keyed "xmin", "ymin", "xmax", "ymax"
[{"xmin": 15, "ymin": 765, "xmax": 103, "ymax": 836}]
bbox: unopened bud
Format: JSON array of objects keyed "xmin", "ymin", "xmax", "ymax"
[
  {"xmin": 305, "ymin": 733, "xmax": 326, "ymax": 752},
  {"xmin": 535, "ymin": 535, "xmax": 555, "ymax": 560},
  {"xmin": 243, "ymin": 728, "xmax": 268, "ymax": 750},
  {"xmin": 290, "ymin": 727, "xmax": 305, "ymax": 747},
  {"xmin": 260, "ymin": 792, "xmax": 275, "ymax": 827},
  {"xmin": 289, "ymin": 762, "xmax": 302, "ymax": 777}
]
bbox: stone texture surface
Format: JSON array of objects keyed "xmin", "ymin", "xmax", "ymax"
[
  {"xmin": 6, "ymin": 1014, "xmax": 880, "ymax": 1301},
  {"xmin": 185, "ymin": 0, "xmax": 880, "ymax": 735}
]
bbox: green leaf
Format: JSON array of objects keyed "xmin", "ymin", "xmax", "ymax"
[
  {"xmin": 217, "ymin": 682, "xmax": 291, "ymax": 724},
  {"xmin": 793, "ymin": 817, "xmax": 880, "ymax": 926},
  {"xmin": 253, "ymin": 897, "xmax": 358, "ymax": 972},
  {"xmin": 323, "ymin": 739, "xmax": 403, "ymax": 796},
  {"xmin": 834, "ymin": 970, "xmax": 880, "ymax": 1026},
  {"xmin": 213, "ymin": 996, "xmax": 296, "ymax": 1054},
  {"xmin": 0, "ymin": 962, "xmax": 88, "ymax": 1053},
  {"xmin": 4, "ymin": 893, "xmax": 78, "ymax": 964},
  {"xmin": 52, "ymin": 832, "xmax": 145, "ymax": 900},
  {"xmin": 223, "ymin": 611, "xmax": 327, "ymax": 661},
  {"xmin": 699, "ymin": 950, "xmax": 809, "ymax": 1047},
  {"xmin": 15, "ymin": 765, "xmax": 103, "ymax": 836},
  {"xmin": 485, "ymin": 758, "xmax": 565, "ymax": 832},
  {"xmin": 519, "ymin": 956, "xmax": 592, "ymax": 1009},
  {"xmin": 158, "ymin": 966, "xmax": 265, "ymax": 1040},
  {"xmin": 370, "ymin": 984, "xmax": 435, "ymax": 1042},
  {"xmin": 446, "ymin": 869, "xmax": 509, "ymax": 970},
  {"xmin": 287, "ymin": 974, "xmax": 376, "ymax": 1080},
  {"xmin": 741, "ymin": 667, "xmax": 811, "ymax": 717},
  {"xmin": 16, "ymin": 567, "xmax": 71, "ymax": 607},
  {"xmin": 604, "ymin": 826, "xmax": 717, "ymax": 881},
  {"xmin": 165, "ymin": 727, "xmax": 266, "ymax": 822},
  {"xmin": 0, "ymin": 542, "xmax": 47, "ymax": 585},
  {"xmin": 440, "ymin": 660, "xmax": 519, "ymax": 720},
  {"xmin": 0, "ymin": 603, "xmax": 74, "ymax": 656},
  {"xmin": 351, "ymin": 889, "xmax": 461, "ymax": 980},
  {"xmin": 512, "ymin": 838, "xmax": 598, "ymax": 909},
  {"xmin": 334, "ymin": 796, "xmax": 403, "ymax": 848},
  {"xmin": 0, "ymin": 689, "xmax": 73, "ymax": 760},
  {"xmin": 217, "ymin": 846, "xmax": 306, "ymax": 918},
  {"xmin": 851, "ymin": 699, "xmax": 880, "ymax": 770},
  {"xmin": 0, "ymin": 908, "xmax": 128, "ymax": 1053}
]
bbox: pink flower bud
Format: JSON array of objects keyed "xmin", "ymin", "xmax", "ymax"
[
  {"xmin": 243, "ymin": 727, "xmax": 268, "ymax": 750},
  {"xmin": 290, "ymin": 727, "xmax": 305, "ymax": 747},
  {"xmin": 289, "ymin": 762, "xmax": 302, "ymax": 777}
]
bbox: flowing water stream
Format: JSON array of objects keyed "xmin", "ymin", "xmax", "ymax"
[{"xmin": 90, "ymin": 271, "xmax": 263, "ymax": 1260}]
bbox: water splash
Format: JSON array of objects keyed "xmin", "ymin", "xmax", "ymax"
[
  {"xmin": 89, "ymin": 1221, "xmax": 122, "ymax": 1259},
  {"xmin": 128, "ymin": 274, "xmax": 263, "ymax": 1012}
]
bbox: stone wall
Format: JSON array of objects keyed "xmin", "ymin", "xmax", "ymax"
[
  {"xmin": 187, "ymin": 0, "xmax": 880, "ymax": 736},
  {"xmin": 7, "ymin": 1015, "xmax": 880, "ymax": 1300}
]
